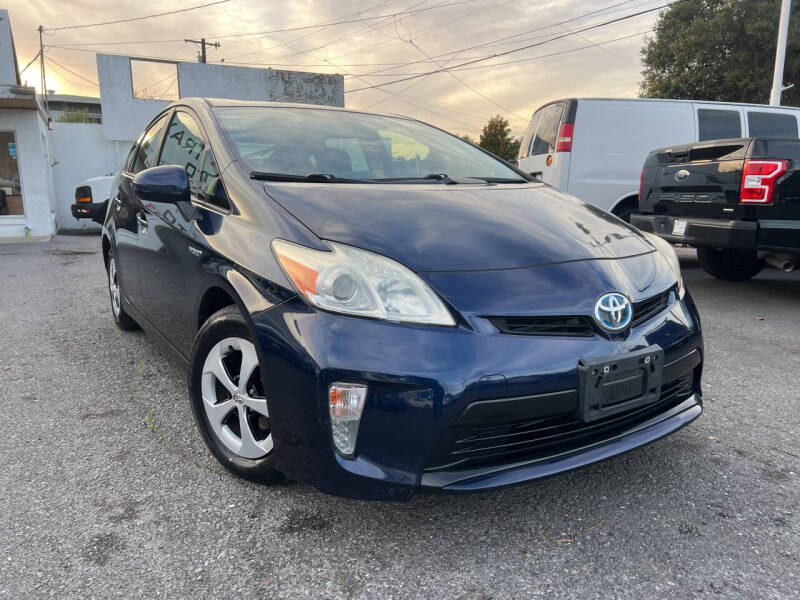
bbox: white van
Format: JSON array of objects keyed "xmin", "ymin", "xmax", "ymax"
[{"xmin": 517, "ymin": 98, "xmax": 800, "ymax": 220}]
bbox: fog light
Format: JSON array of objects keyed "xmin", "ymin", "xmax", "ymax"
[{"xmin": 329, "ymin": 383, "xmax": 367, "ymax": 457}]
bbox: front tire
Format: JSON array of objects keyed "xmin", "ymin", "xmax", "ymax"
[
  {"xmin": 697, "ymin": 247, "xmax": 765, "ymax": 281},
  {"xmin": 188, "ymin": 306, "xmax": 284, "ymax": 484}
]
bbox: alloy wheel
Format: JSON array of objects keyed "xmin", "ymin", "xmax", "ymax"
[
  {"xmin": 108, "ymin": 258, "xmax": 121, "ymax": 317},
  {"xmin": 200, "ymin": 337, "xmax": 272, "ymax": 459}
]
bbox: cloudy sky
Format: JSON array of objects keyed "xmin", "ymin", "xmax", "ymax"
[{"xmin": 9, "ymin": 0, "xmax": 665, "ymax": 137}]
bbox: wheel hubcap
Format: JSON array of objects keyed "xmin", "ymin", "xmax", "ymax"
[
  {"xmin": 201, "ymin": 337, "xmax": 272, "ymax": 459},
  {"xmin": 109, "ymin": 258, "xmax": 121, "ymax": 317}
]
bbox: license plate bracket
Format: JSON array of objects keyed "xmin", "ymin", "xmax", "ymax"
[{"xmin": 578, "ymin": 345, "xmax": 664, "ymax": 422}]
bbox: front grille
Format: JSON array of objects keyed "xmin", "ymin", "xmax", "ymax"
[
  {"xmin": 487, "ymin": 315, "xmax": 594, "ymax": 337},
  {"xmin": 488, "ymin": 289, "xmax": 673, "ymax": 337},
  {"xmin": 425, "ymin": 372, "xmax": 694, "ymax": 472},
  {"xmin": 630, "ymin": 289, "xmax": 671, "ymax": 328}
]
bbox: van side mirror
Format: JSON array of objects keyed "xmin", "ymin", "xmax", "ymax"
[{"xmin": 133, "ymin": 165, "xmax": 190, "ymax": 204}]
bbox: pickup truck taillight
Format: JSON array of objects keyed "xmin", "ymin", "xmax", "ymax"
[
  {"xmin": 740, "ymin": 159, "xmax": 787, "ymax": 204},
  {"xmin": 556, "ymin": 123, "xmax": 573, "ymax": 153}
]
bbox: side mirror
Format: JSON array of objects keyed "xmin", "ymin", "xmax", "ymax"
[{"xmin": 132, "ymin": 165, "xmax": 190, "ymax": 204}]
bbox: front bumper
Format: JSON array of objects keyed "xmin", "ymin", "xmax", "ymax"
[
  {"xmin": 252, "ymin": 291, "xmax": 703, "ymax": 500},
  {"xmin": 631, "ymin": 214, "xmax": 800, "ymax": 252}
]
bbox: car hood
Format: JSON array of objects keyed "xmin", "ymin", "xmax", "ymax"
[{"xmin": 264, "ymin": 182, "xmax": 654, "ymax": 272}]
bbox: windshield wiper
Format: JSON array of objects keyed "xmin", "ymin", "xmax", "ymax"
[
  {"xmin": 250, "ymin": 171, "xmax": 368, "ymax": 183},
  {"xmin": 471, "ymin": 176, "xmax": 530, "ymax": 184},
  {"xmin": 372, "ymin": 173, "xmax": 528, "ymax": 185}
]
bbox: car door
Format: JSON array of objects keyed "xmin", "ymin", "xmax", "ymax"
[
  {"xmin": 137, "ymin": 108, "xmax": 216, "ymax": 355},
  {"xmin": 114, "ymin": 114, "xmax": 168, "ymax": 310}
]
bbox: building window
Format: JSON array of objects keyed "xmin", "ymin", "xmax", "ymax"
[
  {"xmin": 0, "ymin": 131, "xmax": 23, "ymax": 216},
  {"xmin": 131, "ymin": 59, "xmax": 179, "ymax": 101},
  {"xmin": 50, "ymin": 102, "xmax": 102, "ymax": 124}
]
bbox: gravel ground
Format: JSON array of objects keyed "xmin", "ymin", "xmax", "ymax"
[{"xmin": 0, "ymin": 234, "xmax": 798, "ymax": 599}]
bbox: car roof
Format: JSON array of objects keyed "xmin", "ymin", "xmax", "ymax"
[{"xmin": 173, "ymin": 97, "xmax": 411, "ymax": 121}]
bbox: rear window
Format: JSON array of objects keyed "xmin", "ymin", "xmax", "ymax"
[
  {"xmin": 698, "ymin": 109, "xmax": 741, "ymax": 141},
  {"xmin": 747, "ymin": 112, "xmax": 799, "ymax": 138},
  {"xmin": 531, "ymin": 104, "xmax": 564, "ymax": 156},
  {"xmin": 518, "ymin": 112, "xmax": 541, "ymax": 160}
]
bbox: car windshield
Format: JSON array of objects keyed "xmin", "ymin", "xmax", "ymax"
[{"xmin": 214, "ymin": 106, "xmax": 525, "ymax": 182}]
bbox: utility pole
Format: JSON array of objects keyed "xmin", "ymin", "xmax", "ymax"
[
  {"xmin": 770, "ymin": 0, "xmax": 792, "ymax": 106},
  {"xmin": 37, "ymin": 25, "xmax": 50, "ymax": 124},
  {"xmin": 184, "ymin": 38, "xmax": 220, "ymax": 63}
]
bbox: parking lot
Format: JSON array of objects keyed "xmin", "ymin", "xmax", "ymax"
[{"xmin": 0, "ymin": 234, "xmax": 798, "ymax": 599}]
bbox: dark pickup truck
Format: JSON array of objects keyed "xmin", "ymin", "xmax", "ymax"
[{"xmin": 632, "ymin": 137, "xmax": 800, "ymax": 280}]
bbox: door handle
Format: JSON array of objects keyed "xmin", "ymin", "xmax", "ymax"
[{"xmin": 136, "ymin": 212, "xmax": 148, "ymax": 233}]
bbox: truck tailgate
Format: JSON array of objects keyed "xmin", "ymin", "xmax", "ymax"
[{"xmin": 639, "ymin": 140, "xmax": 748, "ymax": 219}]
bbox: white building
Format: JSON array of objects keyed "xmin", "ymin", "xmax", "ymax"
[
  {"xmin": 0, "ymin": 8, "xmax": 345, "ymax": 239},
  {"xmin": 0, "ymin": 9, "xmax": 56, "ymax": 240}
]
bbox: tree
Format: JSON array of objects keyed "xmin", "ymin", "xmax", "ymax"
[
  {"xmin": 460, "ymin": 134, "xmax": 475, "ymax": 144},
  {"xmin": 477, "ymin": 115, "xmax": 521, "ymax": 162},
  {"xmin": 640, "ymin": 0, "xmax": 800, "ymax": 106}
]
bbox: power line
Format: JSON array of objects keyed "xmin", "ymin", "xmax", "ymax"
[
  {"xmin": 405, "ymin": 38, "xmax": 527, "ymax": 121},
  {"xmin": 344, "ymin": 0, "xmax": 644, "ymax": 79},
  {"xmin": 52, "ymin": 0, "xmax": 475, "ymax": 45},
  {"xmin": 209, "ymin": 0, "xmax": 477, "ymax": 40},
  {"xmin": 329, "ymin": 0, "xmax": 639, "ymax": 67},
  {"xmin": 19, "ymin": 52, "xmax": 40, "ymax": 75},
  {"xmin": 45, "ymin": 55, "xmax": 99, "ymax": 86},
  {"xmin": 216, "ymin": 0, "xmax": 477, "ymax": 68},
  {"xmin": 354, "ymin": 29, "xmax": 652, "ymax": 77},
  {"xmin": 45, "ymin": 0, "xmax": 231, "ymax": 33},
  {"xmin": 44, "ymin": 57, "xmax": 99, "ymax": 90},
  {"xmin": 346, "ymin": 1, "xmax": 679, "ymax": 93},
  {"xmin": 447, "ymin": 29, "xmax": 651, "ymax": 73},
  {"xmin": 273, "ymin": 30, "xmax": 486, "ymax": 131},
  {"xmin": 218, "ymin": 0, "xmax": 401, "ymax": 63}
]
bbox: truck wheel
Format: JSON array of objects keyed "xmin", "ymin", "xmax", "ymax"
[{"xmin": 697, "ymin": 247, "xmax": 765, "ymax": 281}]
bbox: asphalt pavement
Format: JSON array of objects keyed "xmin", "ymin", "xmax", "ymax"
[{"xmin": 0, "ymin": 234, "xmax": 798, "ymax": 599}]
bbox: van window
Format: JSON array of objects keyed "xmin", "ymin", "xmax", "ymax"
[
  {"xmin": 698, "ymin": 109, "xmax": 741, "ymax": 141},
  {"xmin": 747, "ymin": 112, "xmax": 798, "ymax": 138},
  {"xmin": 518, "ymin": 112, "xmax": 541, "ymax": 159},
  {"xmin": 531, "ymin": 104, "xmax": 563, "ymax": 156}
]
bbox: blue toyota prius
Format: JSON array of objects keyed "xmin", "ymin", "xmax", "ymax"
[{"xmin": 99, "ymin": 98, "xmax": 703, "ymax": 500}]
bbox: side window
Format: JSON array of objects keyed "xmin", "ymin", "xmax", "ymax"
[
  {"xmin": 747, "ymin": 112, "xmax": 799, "ymax": 138},
  {"xmin": 531, "ymin": 105, "xmax": 564, "ymax": 156},
  {"xmin": 124, "ymin": 142, "xmax": 138, "ymax": 173},
  {"xmin": 198, "ymin": 148, "xmax": 230, "ymax": 210},
  {"xmin": 519, "ymin": 112, "xmax": 542, "ymax": 159},
  {"xmin": 698, "ymin": 109, "xmax": 741, "ymax": 141},
  {"xmin": 131, "ymin": 114, "xmax": 168, "ymax": 173},
  {"xmin": 159, "ymin": 111, "xmax": 230, "ymax": 209}
]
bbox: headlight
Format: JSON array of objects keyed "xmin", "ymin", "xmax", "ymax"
[
  {"xmin": 272, "ymin": 239, "xmax": 456, "ymax": 326},
  {"xmin": 642, "ymin": 232, "xmax": 685, "ymax": 297}
]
